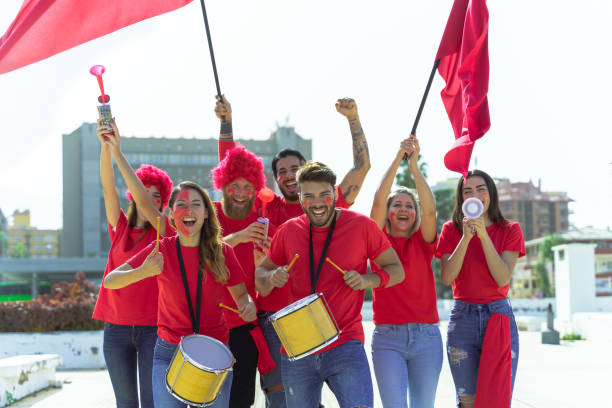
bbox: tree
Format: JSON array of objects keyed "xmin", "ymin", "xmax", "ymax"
[
  {"xmin": 433, "ymin": 188, "xmax": 455, "ymax": 233},
  {"xmin": 533, "ymin": 234, "xmax": 565, "ymax": 297},
  {"xmin": 0, "ymin": 230, "xmax": 8, "ymax": 257},
  {"xmin": 9, "ymin": 243, "xmax": 30, "ymax": 258},
  {"xmin": 533, "ymin": 260, "xmax": 553, "ymax": 298},
  {"xmin": 395, "ymin": 155, "xmax": 428, "ymax": 189}
]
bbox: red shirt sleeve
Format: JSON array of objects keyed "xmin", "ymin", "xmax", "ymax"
[
  {"xmin": 125, "ymin": 241, "xmax": 156, "ymax": 269},
  {"xmin": 218, "ymin": 140, "xmax": 236, "ymax": 161},
  {"xmin": 108, "ymin": 210, "xmax": 128, "ymax": 243},
  {"xmin": 365, "ymin": 217, "xmax": 392, "ymax": 261},
  {"xmin": 335, "ymin": 186, "xmax": 351, "ymax": 209},
  {"xmin": 223, "ymin": 244, "xmax": 246, "ymax": 287},
  {"xmin": 267, "ymin": 225, "xmax": 289, "ymax": 267},
  {"xmin": 503, "ymin": 222, "xmax": 526, "ymax": 257},
  {"xmin": 435, "ymin": 221, "xmax": 460, "ymax": 258},
  {"xmin": 416, "ymin": 228, "xmax": 437, "ymax": 257}
]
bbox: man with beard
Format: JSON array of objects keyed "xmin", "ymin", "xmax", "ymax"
[
  {"xmin": 255, "ymin": 161, "xmax": 404, "ymax": 407},
  {"xmin": 215, "ymin": 95, "xmax": 371, "ymax": 226},
  {"xmin": 215, "ymin": 95, "xmax": 371, "ymax": 407},
  {"xmin": 210, "ymin": 145, "xmax": 277, "ymax": 408}
]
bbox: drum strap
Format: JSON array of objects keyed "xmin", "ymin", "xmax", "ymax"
[
  {"xmin": 308, "ymin": 209, "xmax": 338, "ymax": 294},
  {"xmin": 176, "ymin": 238, "xmax": 203, "ymax": 334}
]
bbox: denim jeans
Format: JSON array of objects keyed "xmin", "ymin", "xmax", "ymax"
[
  {"xmin": 281, "ymin": 339, "xmax": 373, "ymax": 408},
  {"xmin": 258, "ymin": 311, "xmax": 287, "ymax": 408},
  {"xmin": 371, "ymin": 323, "xmax": 443, "ymax": 408},
  {"xmin": 103, "ymin": 323, "xmax": 157, "ymax": 408},
  {"xmin": 152, "ymin": 337, "xmax": 233, "ymax": 408},
  {"xmin": 446, "ymin": 298, "xmax": 519, "ymax": 405}
]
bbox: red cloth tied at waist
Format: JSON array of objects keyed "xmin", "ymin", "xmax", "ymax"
[
  {"xmin": 475, "ymin": 312, "xmax": 512, "ymax": 408},
  {"xmin": 249, "ymin": 325, "xmax": 275, "ymax": 375}
]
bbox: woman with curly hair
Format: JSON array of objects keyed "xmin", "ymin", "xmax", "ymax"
[
  {"xmin": 369, "ymin": 136, "xmax": 442, "ymax": 408},
  {"xmin": 104, "ymin": 181, "xmax": 256, "ymax": 408},
  {"xmin": 437, "ymin": 170, "xmax": 525, "ymax": 408},
  {"xmin": 92, "ymin": 118, "xmax": 174, "ymax": 407}
]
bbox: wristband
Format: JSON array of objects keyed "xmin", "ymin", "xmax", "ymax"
[{"xmin": 373, "ymin": 268, "xmax": 390, "ymax": 289}]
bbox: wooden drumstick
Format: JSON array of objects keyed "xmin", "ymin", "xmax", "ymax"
[
  {"xmin": 285, "ymin": 254, "xmax": 300, "ymax": 274},
  {"xmin": 325, "ymin": 257, "xmax": 346, "ymax": 275},
  {"xmin": 152, "ymin": 216, "xmax": 161, "ymax": 254},
  {"xmin": 219, "ymin": 303, "xmax": 240, "ymax": 314}
]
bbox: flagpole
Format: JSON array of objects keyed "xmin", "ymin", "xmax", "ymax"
[
  {"xmin": 198, "ymin": 0, "xmax": 222, "ymax": 98},
  {"xmin": 404, "ymin": 59, "xmax": 440, "ymax": 160}
]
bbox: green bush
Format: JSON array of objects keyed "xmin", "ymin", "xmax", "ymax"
[
  {"xmin": 561, "ymin": 332, "xmax": 584, "ymax": 341},
  {"xmin": 0, "ymin": 273, "xmax": 103, "ymax": 332}
]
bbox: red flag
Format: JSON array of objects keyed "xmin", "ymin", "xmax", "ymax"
[
  {"xmin": 436, "ymin": 0, "xmax": 490, "ymax": 179},
  {"xmin": 474, "ymin": 313, "xmax": 512, "ymax": 408},
  {"xmin": 0, "ymin": 0, "xmax": 193, "ymax": 75}
]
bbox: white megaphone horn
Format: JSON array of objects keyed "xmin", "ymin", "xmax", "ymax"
[{"xmin": 462, "ymin": 197, "xmax": 484, "ymax": 219}]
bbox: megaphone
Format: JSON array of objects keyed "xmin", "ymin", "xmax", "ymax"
[{"xmin": 462, "ymin": 197, "xmax": 484, "ymax": 219}]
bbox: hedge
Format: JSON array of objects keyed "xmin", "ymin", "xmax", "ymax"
[{"xmin": 0, "ymin": 273, "xmax": 103, "ymax": 332}]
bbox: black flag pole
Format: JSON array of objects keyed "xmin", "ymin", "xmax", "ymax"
[
  {"xmin": 404, "ymin": 59, "xmax": 441, "ymax": 160},
  {"xmin": 199, "ymin": 0, "xmax": 222, "ymax": 98}
]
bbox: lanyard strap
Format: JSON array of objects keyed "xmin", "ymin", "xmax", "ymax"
[
  {"xmin": 309, "ymin": 210, "xmax": 338, "ymax": 294},
  {"xmin": 176, "ymin": 238, "xmax": 203, "ymax": 334}
]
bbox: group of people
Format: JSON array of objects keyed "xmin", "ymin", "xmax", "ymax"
[{"xmin": 93, "ymin": 95, "xmax": 525, "ymax": 408}]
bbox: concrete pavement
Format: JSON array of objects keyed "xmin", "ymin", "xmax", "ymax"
[{"xmin": 11, "ymin": 321, "xmax": 612, "ymax": 407}]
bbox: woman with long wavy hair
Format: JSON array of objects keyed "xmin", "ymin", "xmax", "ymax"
[
  {"xmin": 437, "ymin": 170, "xmax": 525, "ymax": 408},
  {"xmin": 104, "ymin": 181, "xmax": 257, "ymax": 408},
  {"xmin": 93, "ymin": 118, "xmax": 174, "ymax": 408}
]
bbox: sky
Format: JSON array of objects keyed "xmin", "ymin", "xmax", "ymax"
[{"xmin": 0, "ymin": 0, "xmax": 611, "ymax": 231}]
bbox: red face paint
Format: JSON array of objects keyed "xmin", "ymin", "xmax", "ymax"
[
  {"xmin": 324, "ymin": 197, "xmax": 333, "ymax": 206},
  {"xmin": 173, "ymin": 189, "xmax": 192, "ymax": 236},
  {"xmin": 389, "ymin": 211, "xmax": 397, "ymax": 222},
  {"xmin": 410, "ymin": 211, "xmax": 415, "ymax": 221},
  {"xmin": 227, "ymin": 187, "xmax": 236, "ymax": 196},
  {"xmin": 302, "ymin": 199, "xmax": 312, "ymax": 210}
]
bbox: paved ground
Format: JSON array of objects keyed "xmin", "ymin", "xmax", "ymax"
[{"xmin": 11, "ymin": 322, "xmax": 612, "ymax": 407}]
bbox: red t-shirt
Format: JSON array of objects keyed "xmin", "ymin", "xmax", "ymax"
[
  {"xmin": 126, "ymin": 236, "xmax": 245, "ymax": 344},
  {"xmin": 268, "ymin": 209, "xmax": 391, "ymax": 353},
  {"xmin": 435, "ymin": 221, "xmax": 525, "ymax": 303},
  {"xmin": 213, "ymin": 201, "xmax": 277, "ymax": 327},
  {"xmin": 93, "ymin": 211, "xmax": 175, "ymax": 325},
  {"xmin": 372, "ymin": 228, "xmax": 439, "ymax": 325}
]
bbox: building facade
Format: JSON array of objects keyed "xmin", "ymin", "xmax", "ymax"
[
  {"xmin": 512, "ymin": 227, "xmax": 612, "ymax": 298},
  {"xmin": 7, "ymin": 210, "xmax": 61, "ymax": 259},
  {"xmin": 62, "ymin": 123, "xmax": 311, "ymax": 257},
  {"xmin": 497, "ymin": 179, "xmax": 572, "ymax": 241}
]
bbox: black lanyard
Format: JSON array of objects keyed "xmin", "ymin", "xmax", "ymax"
[
  {"xmin": 176, "ymin": 238, "xmax": 203, "ymax": 334},
  {"xmin": 309, "ymin": 210, "xmax": 338, "ymax": 294}
]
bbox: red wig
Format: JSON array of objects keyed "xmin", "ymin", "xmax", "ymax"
[
  {"xmin": 125, "ymin": 164, "xmax": 173, "ymax": 209},
  {"xmin": 212, "ymin": 145, "xmax": 265, "ymax": 191}
]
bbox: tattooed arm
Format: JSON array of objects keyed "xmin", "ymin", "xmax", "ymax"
[
  {"xmin": 336, "ymin": 98, "xmax": 371, "ymax": 205},
  {"xmin": 215, "ymin": 94, "xmax": 236, "ymax": 161}
]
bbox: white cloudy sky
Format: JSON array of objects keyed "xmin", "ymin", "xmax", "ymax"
[{"xmin": 0, "ymin": 0, "xmax": 611, "ymax": 230}]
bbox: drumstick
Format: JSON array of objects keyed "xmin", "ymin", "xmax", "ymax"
[
  {"xmin": 219, "ymin": 303, "xmax": 241, "ymax": 314},
  {"xmin": 325, "ymin": 257, "xmax": 346, "ymax": 275},
  {"xmin": 285, "ymin": 254, "xmax": 300, "ymax": 274},
  {"xmin": 155, "ymin": 216, "xmax": 161, "ymax": 245}
]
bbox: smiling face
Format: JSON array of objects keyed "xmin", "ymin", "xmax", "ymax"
[
  {"xmin": 170, "ymin": 188, "xmax": 207, "ymax": 237},
  {"xmin": 222, "ymin": 178, "xmax": 256, "ymax": 220},
  {"xmin": 299, "ymin": 181, "xmax": 337, "ymax": 228},
  {"xmin": 145, "ymin": 184, "xmax": 162, "ymax": 211},
  {"xmin": 387, "ymin": 192, "xmax": 417, "ymax": 235},
  {"xmin": 461, "ymin": 176, "xmax": 490, "ymax": 216},
  {"xmin": 275, "ymin": 155, "xmax": 301, "ymax": 202}
]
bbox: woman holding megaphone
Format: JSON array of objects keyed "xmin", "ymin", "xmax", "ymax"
[{"xmin": 436, "ymin": 170, "xmax": 525, "ymax": 408}]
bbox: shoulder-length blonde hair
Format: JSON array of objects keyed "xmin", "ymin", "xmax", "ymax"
[{"xmin": 169, "ymin": 181, "xmax": 227, "ymax": 283}]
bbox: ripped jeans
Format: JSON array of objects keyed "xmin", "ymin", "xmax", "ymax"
[{"xmin": 446, "ymin": 298, "xmax": 519, "ymax": 405}]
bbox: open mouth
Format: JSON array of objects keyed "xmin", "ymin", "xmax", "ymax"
[
  {"xmin": 284, "ymin": 180, "xmax": 297, "ymax": 192},
  {"xmin": 182, "ymin": 217, "xmax": 196, "ymax": 227},
  {"xmin": 232, "ymin": 198, "xmax": 248, "ymax": 206},
  {"xmin": 310, "ymin": 207, "xmax": 327, "ymax": 219}
]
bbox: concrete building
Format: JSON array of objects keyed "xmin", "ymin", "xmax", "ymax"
[
  {"xmin": 497, "ymin": 179, "xmax": 572, "ymax": 241},
  {"xmin": 512, "ymin": 226, "xmax": 612, "ymax": 298},
  {"xmin": 6, "ymin": 210, "xmax": 61, "ymax": 259},
  {"xmin": 61, "ymin": 123, "xmax": 311, "ymax": 257}
]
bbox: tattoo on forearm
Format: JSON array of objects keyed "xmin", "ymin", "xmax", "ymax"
[
  {"xmin": 352, "ymin": 140, "xmax": 370, "ymax": 170},
  {"xmin": 220, "ymin": 121, "xmax": 233, "ymax": 140},
  {"xmin": 342, "ymin": 185, "xmax": 358, "ymax": 198}
]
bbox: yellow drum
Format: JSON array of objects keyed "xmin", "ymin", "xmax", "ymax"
[
  {"xmin": 270, "ymin": 293, "xmax": 340, "ymax": 360},
  {"xmin": 165, "ymin": 334, "xmax": 234, "ymax": 407}
]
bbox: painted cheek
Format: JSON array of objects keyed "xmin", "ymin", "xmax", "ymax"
[
  {"xmin": 410, "ymin": 211, "xmax": 416, "ymax": 221},
  {"xmin": 302, "ymin": 200, "xmax": 312, "ymax": 210},
  {"xmin": 173, "ymin": 190, "xmax": 192, "ymax": 235},
  {"xmin": 388, "ymin": 211, "xmax": 397, "ymax": 222},
  {"xmin": 245, "ymin": 190, "xmax": 254, "ymax": 197},
  {"xmin": 154, "ymin": 198, "xmax": 161, "ymax": 208},
  {"xmin": 324, "ymin": 197, "xmax": 332, "ymax": 206},
  {"xmin": 227, "ymin": 187, "xmax": 236, "ymax": 196}
]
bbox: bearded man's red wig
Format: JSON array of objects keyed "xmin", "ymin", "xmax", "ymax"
[
  {"xmin": 212, "ymin": 145, "xmax": 265, "ymax": 191},
  {"xmin": 125, "ymin": 164, "xmax": 173, "ymax": 209}
]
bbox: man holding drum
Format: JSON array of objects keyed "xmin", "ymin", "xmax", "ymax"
[{"xmin": 255, "ymin": 161, "xmax": 404, "ymax": 408}]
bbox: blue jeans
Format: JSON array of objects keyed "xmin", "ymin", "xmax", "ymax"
[
  {"xmin": 103, "ymin": 323, "xmax": 157, "ymax": 408},
  {"xmin": 446, "ymin": 298, "xmax": 519, "ymax": 405},
  {"xmin": 152, "ymin": 337, "xmax": 232, "ymax": 408},
  {"xmin": 258, "ymin": 312, "xmax": 286, "ymax": 408},
  {"xmin": 371, "ymin": 323, "xmax": 443, "ymax": 408},
  {"xmin": 281, "ymin": 339, "xmax": 373, "ymax": 408}
]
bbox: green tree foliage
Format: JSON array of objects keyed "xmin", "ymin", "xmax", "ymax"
[
  {"xmin": 395, "ymin": 155, "xmax": 428, "ymax": 189},
  {"xmin": 0, "ymin": 230, "xmax": 8, "ymax": 256},
  {"xmin": 533, "ymin": 260, "xmax": 553, "ymax": 298},
  {"xmin": 9, "ymin": 242, "xmax": 30, "ymax": 258},
  {"xmin": 533, "ymin": 234, "xmax": 565, "ymax": 297},
  {"xmin": 539, "ymin": 234, "xmax": 566, "ymax": 263},
  {"xmin": 433, "ymin": 188, "xmax": 455, "ymax": 233}
]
